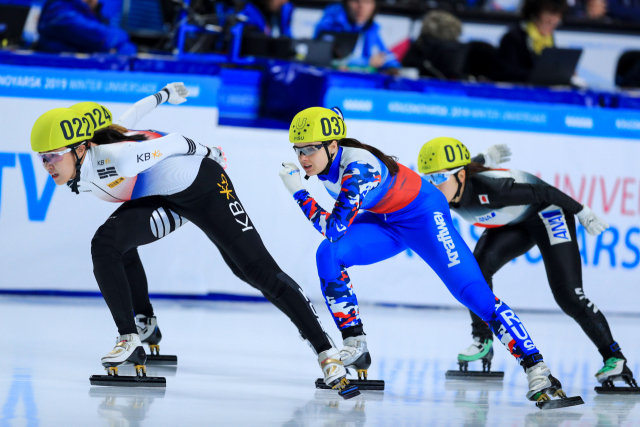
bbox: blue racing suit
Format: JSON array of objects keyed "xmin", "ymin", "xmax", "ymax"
[{"xmin": 290, "ymin": 146, "xmax": 542, "ymax": 364}]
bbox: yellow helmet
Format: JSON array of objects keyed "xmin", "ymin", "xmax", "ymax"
[
  {"xmin": 417, "ymin": 137, "xmax": 471, "ymax": 174},
  {"xmin": 289, "ymin": 107, "xmax": 347, "ymax": 143},
  {"xmin": 31, "ymin": 108, "xmax": 94, "ymax": 152},
  {"xmin": 69, "ymin": 102, "xmax": 113, "ymax": 131}
]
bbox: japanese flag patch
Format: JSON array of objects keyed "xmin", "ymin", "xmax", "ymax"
[{"xmin": 479, "ymin": 194, "xmax": 490, "ymax": 204}]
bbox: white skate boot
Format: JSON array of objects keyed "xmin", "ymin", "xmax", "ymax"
[
  {"xmin": 339, "ymin": 335, "xmax": 371, "ymax": 380},
  {"xmin": 135, "ymin": 315, "xmax": 162, "ymax": 355},
  {"xmin": 526, "ymin": 361, "xmax": 584, "ymax": 409},
  {"xmin": 318, "ymin": 348, "xmax": 360, "ymax": 399},
  {"xmin": 101, "ymin": 334, "xmax": 147, "ymax": 377}
]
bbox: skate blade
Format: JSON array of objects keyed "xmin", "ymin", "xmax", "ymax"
[
  {"xmin": 445, "ymin": 370, "xmax": 504, "ymax": 381},
  {"xmin": 595, "ymin": 386, "xmax": 640, "ymax": 394},
  {"xmin": 338, "ymin": 385, "xmax": 361, "ymax": 400},
  {"xmin": 89, "ymin": 375, "xmax": 166, "ymax": 388},
  {"xmin": 145, "ymin": 355, "xmax": 178, "ymax": 366},
  {"xmin": 315, "ymin": 378, "xmax": 385, "ymax": 391},
  {"xmin": 537, "ymin": 395, "xmax": 584, "ymax": 410}
]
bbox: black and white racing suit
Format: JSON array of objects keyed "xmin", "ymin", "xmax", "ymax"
[{"xmin": 452, "ymin": 169, "xmax": 624, "ymax": 361}]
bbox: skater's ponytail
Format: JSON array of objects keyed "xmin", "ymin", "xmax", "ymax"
[
  {"xmin": 338, "ymin": 138, "xmax": 399, "ymax": 176},
  {"xmin": 90, "ymin": 128, "xmax": 148, "ymax": 145},
  {"xmin": 463, "ymin": 162, "xmax": 491, "ymax": 179}
]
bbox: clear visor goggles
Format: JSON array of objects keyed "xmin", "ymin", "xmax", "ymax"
[
  {"xmin": 293, "ymin": 143, "xmax": 326, "ymax": 157},
  {"xmin": 424, "ymin": 166, "xmax": 463, "ymax": 185},
  {"xmin": 37, "ymin": 143, "xmax": 84, "ymax": 164}
]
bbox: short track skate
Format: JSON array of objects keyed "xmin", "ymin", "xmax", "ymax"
[
  {"xmin": 91, "ymin": 334, "xmax": 166, "ymax": 387},
  {"xmin": 446, "ymin": 346, "xmax": 504, "ymax": 381},
  {"xmin": 595, "ymin": 358, "xmax": 640, "ymax": 395},
  {"xmin": 136, "ymin": 315, "xmax": 177, "ymax": 366},
  {"xmin": 316, "ymin": 349, "xmax": 361, "ymax": 399},
  {"xmin": 315, "ymin": 345, "xmax": 384, "ymax": 391},
  {"xmin": 527, "ymin": 364, "xmax": 584, "ymax": 410},
  {"xmin": 535, "ymin": 389, "xmax": 585, "ymax": 410},
  {"xmin": 145, "ymin": 344, "xmax": 177, "ymax": 366},
  {"xmin": 90, "ymin": 365, "xmax": 166, "ymax": 388}
]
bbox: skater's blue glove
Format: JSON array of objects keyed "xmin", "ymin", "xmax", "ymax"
[
  {"xmin": 279, "ymin": 162, "xmax": 305, "ymax": 196},
  {"xmin": 577, "ymin": 205, "xmax": 608, "ymax": 236}
]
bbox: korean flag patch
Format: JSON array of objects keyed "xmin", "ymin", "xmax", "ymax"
[{"xmin": 479, "ymin": 194, "xmax": 490, "ymax": 204}]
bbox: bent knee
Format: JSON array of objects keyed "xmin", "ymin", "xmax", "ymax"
[
  {"xmin": 316, "ymin": 239, "xmax": 334, "ymax": 264},
  {"xmin": 553, "ymin": 285, "xmax": 591, "ymax": 318},
  {"xmin": 241, "ymin": 261, "xmax": 285, "ymax": 299},
  {"xmin": 91, "ymin": 222, "xmax": 119, "ymax": 258}
]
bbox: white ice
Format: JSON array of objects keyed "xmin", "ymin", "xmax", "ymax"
[{"xmin": 0, "ymin": 296, "xmax": 639, "ymax": 426}]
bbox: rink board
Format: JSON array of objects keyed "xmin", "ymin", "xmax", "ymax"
[{"xmin": 1, "ymin": 66, "xmax": 640, "ymax": 315}]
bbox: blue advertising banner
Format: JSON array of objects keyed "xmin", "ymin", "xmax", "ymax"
[
  {"xmin": 0, "ymin": 64, "xmax": 220, "ymax": 107},
  {"xmin": 325, "ymin": 87, "xmax": 640, "ymax": 140}
]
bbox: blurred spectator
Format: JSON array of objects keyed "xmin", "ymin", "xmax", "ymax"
[
  {"xmin": 498, "ymin": 0, "xmax": 568, "ymax": 82},
  {"xmin": 240, "ymin": 0, "xmax": 294, "ymax": 37},
  {"xmin": 585, "ymin": 0, "xmax": 608, "ymax": 18},
  {"xmin": 571, "ymin": 0, "xmax": 609, "ymax": 19},
  {"xmin": 37, "ymin": 0, "xmax": 136, "ymax": 54},
  {"xmin": 314, "ymin": 0, "xmax": 401, "ymax": 70},
  {"xmin": 402, "ymin": 11, "xmax": 468, "ymax": 79}
]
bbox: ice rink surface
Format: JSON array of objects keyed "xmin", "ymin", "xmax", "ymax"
[{"xmin": 1, "ymin": 296, "xmax": 639, "ymax": 427}]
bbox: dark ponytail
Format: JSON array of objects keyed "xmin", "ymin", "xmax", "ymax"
[
  {"xmin": 463, "ymin": 161, "xmax": 491, "ymax": 179},
  {"xmin": 90, "ymin": 128, "xmax": 148, "ymax": 145},
  {"xmin": 338, "ymin": 138, "xmax": 399, "ymax": 176}
]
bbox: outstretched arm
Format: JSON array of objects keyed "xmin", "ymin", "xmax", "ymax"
[
  {"xmin": 115, "ymin": 82, "xmax": 189, "ymax": 129},
  {"xmin": 280, "ymin": 161, "xmax": 381, "ymax": 242}
]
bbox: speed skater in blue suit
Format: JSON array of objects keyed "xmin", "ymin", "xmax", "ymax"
[{"xmin": 278, "ymin": 106, "xmax": 583, "ymax": 407}]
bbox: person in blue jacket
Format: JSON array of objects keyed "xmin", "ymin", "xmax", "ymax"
[
  {"xmin": 37, "ymin": 0, "xmax": 136, "ymax": 55},
  {"xmin": 239, "ymin": 0, "xmax": 294, "ymax": 37},
  {"xmin": 314, "ymin": 0, "xmax": 400, "ymax": 70}
]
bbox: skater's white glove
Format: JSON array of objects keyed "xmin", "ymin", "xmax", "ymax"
[
  {"xmin": 163, "ymin": 82, "xmax": 189, "ymax": 105},
  {"xmin": 206, "ymin": 145, "xmax": 226, "ymax": 169},
  {"xmin": 577, "ymin": 205, "xmax": 609, "ymax": 236},
  {"xmin": 279, "ymin": 162, "xmax": 305, "ymax": 196},
  {"xmin": 480, "ymin": 144, "xmax": 511, "ymax": 168}
]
